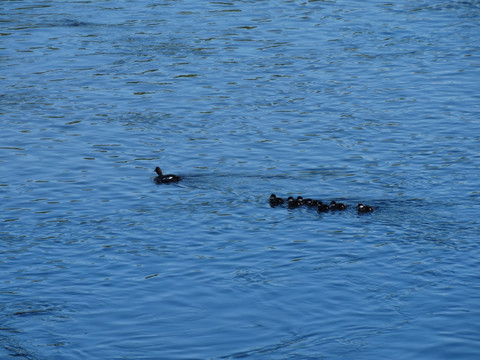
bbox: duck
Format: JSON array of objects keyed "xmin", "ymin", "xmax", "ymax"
[
  {"xmin": 304, "ymin": 198, "xmax": 314, "ymax": 207},
  {"xmin": 154, "ymin": 167, "xmax": 181, "ymax": 184},
  {"xmin": 296, "ymin": 196, "xmax": 305, "ymax": 206},
  {"xmin": 269, "ymin": 194, "xmax": 285, "ymax": 207},
  {"xmin": 357, "ymin": 203, "xmax": 374, "ymax": 213},
  {"xmin": 329, "ymin": 201, "xmax": 347, "ymax": 211},
  {"xmin": 317, "ymin": 202, "xmax": 329, "ymax": 213},
  {"xmin": 287, "ymin": 196, "xmax": 301, "ymax": 209},
  {"xmin": 305, "ymin": 198, "xmax": 321, "ymax": 207}
]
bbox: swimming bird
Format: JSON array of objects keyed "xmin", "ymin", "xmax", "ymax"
[
  {"xmin": 305, "ymin": 198, "xmax": 321, "ymax": 207},
  {"xmin": 296, "ymin": 196, "xmax": 305, "ymax": 206},
  {"xmin": 304, "ymin": 198, "xmax": 314, "ymax": 207},
  {"xmin": 154, "ymin": 167, "xmax": 181, "ymax": 184},
  {"xmin": 357, "ymin": 203, "xmax": 374, "ymax": 213},
  {"xmin": 269, "ymin": 194, "xmax": 285, "ymax": 207},
  {"xmin": 317, "ymin": 202, "xmax": 329, "ymax": 213},
  {"xmin": 329, "ymin": 201, "xmax": 347, "ymax": 211},
  {"xmin": 287, "ymin": 196, "xmax": 301, "ymax": 209}
]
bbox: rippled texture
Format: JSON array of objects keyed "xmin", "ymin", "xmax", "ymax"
[{"xmin": 2, "ymin": 1, "xmax": 480, "ymax": 359}]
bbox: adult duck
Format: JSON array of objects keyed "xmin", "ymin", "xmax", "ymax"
[{"xmin": 154, "ymin": 167, "xmax": 181, "ymax": 184}]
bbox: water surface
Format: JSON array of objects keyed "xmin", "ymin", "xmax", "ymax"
[{"xmin": 1, "ymin": 0, "xmax": 480, "ymax": 359}]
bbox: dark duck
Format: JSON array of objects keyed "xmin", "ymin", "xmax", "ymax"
[
  {"xmin": 295, "ymin": 196, "xmax": 305, "ymax": 207},
  {"xmin": 154, "ymin": 167, "xmax": 181, "ymax": 184},
  {"xmin": 306, "ymin": 198, "xmax": 322, "ymax": 207},
  {"xmin": 317, "ymin": 202, "xmax": 329, "ymax": 213},
  {"xmin": 269, "ymin": 194, "xmax": 285, "ymax": 207},
  {"xmin": 329, "ymin": 201, "xmax": 347, "ymax": 211},
  {"xmin": 287, "ymin": 196, "xmax": 301, "ymax": 209},
  {"xmin": 357, "ymin": 203, "xmax": 374, "ymax": 213}
]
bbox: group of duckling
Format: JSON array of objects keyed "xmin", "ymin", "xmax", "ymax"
[{"xmin": 269, "ymin": 194, "xmax": 374, "ymax": 213}]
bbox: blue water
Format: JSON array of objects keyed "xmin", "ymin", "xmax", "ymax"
[{"xmin": 2, "ymin": 0, "xmax": 480, "ymax": 359}]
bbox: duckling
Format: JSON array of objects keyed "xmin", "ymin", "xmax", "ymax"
[
  {"xmin": 317, "ymin": 202, "xmax": 329, "ymax": 213},
  {"xmin": 287, "ymin": 196, "xmax": 300, "ymax": 209},
  {"xmin": 329, "ymin": 201, "xmax": 347, "ymax": 211},
  {"xmin": 296, "ymin": 196, "xmax": 305, "ymax": 206},
  {"xmin": 304, "ymin": 198, "xmax": 314, "ymax": 207},
  {"xmin": 269, "ymin": 194, "xmax": 285, "ymax": 207},
  {"xmin": 357, "ymin": 203, "xmax": 374, "ymax": 213}
]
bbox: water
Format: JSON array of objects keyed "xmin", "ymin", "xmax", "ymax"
[{"xmin": 1, "ymin": 0, "xmax": 480, "ymax": 359}]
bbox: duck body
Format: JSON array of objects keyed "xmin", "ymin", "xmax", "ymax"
[
  {"xmin": 304, "ymin": 198, "xmax": 314, "ymax": 207},
  {"xmin": 287, "ymin": 196, "xmax": 301, "ymax": 209},
  {"xmin": 329, "ymin": 201, "xmax": 347, "ymax": 211},
  {"xmin": 305, "ymin": 199, "xmax": 321, "ymax": 207},
  {"xmin": 296, "ymin": 196, "xmax": 305, "ymax": 207},
  {"xmin": 269, "ymin": 194, "xmax": 285, "ymax": 207},
  {"xmin": 357, "ymin": 203, "xmax": 374, "ymax": 213},
  {"xmin": 317, "ymin": 202, "xmax": 329, "ymax": 213},
  {"xmin": 154, "ymin": 167, "xmax": 181, "ymax": 184}
]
